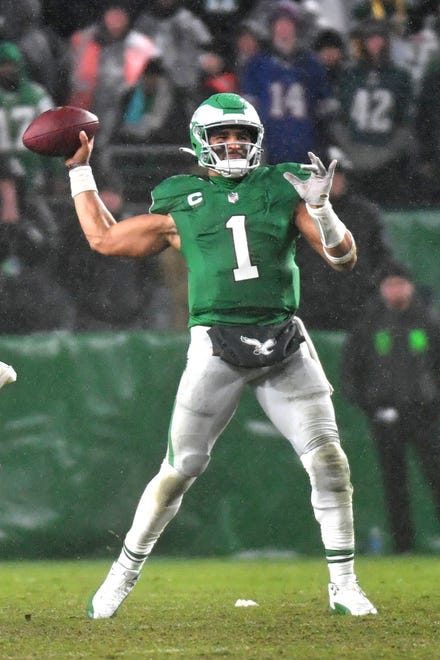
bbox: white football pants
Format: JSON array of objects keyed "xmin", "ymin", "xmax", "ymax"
[{"xmin": 124, "ymin": 322, "xmax": 354, "ymax": 557}]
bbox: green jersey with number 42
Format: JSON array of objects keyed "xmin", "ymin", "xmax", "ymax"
[{"xmin": 150, "ymin": 163, "xmax": 307, "ymax": 327}]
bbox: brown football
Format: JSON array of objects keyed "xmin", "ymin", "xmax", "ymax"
[{"xmin": 22, "ymin": 106, "xmax": 99, "ymax": 157}]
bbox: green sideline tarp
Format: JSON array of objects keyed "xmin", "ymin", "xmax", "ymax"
[
  {"xmin": 384, "ymin": 209, "xmax": 440, "ymax": 312},
  {"xmin": 0, "ymin": 329, "xmax": 438, "ymax": 560}
]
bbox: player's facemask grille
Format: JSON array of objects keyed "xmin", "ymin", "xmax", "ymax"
[{"xmin": 194, "ymin": 122, "xmax": 263, "ymax": 178}]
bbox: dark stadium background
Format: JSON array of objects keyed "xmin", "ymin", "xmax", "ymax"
[{"xmin": 41, "ymin": 0, "xmax": 147, "ymax": 37}]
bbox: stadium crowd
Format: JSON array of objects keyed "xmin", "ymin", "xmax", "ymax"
[{"xmin": 0, "ymin": 0, "xmax": 439, "ymax": 333}]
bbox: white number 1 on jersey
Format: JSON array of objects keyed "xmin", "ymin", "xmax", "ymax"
[{"xmin": 226, "ymin": 215, "xmax": 259, "ymax": 281}]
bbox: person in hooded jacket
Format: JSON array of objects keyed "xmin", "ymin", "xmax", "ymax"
[
  {"xmin": 68, "ymin": 1, "xmax": 158, "ymax": 180},
  {"xmin": 341, "ymin": 262, "xmax": 440, "ymax": 553}
]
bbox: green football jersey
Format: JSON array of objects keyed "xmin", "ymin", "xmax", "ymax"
[
  {"xmin": 0, "ymin": 78, "xmax": 54, "ymax": 190},
  {"xmin": 338, "ymin": 63, "xmax": 412, "ymax": 146},
  {"xmin": 150, "ymin": 163, "xmax": 307, "ymax": 327}
]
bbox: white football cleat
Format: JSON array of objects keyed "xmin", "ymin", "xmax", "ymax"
[
  {"xmin": 328, "ymin": 581, "xmax": 377, "ymax": 616},
  {"xmin": 0, "ymin": 361, "xmax": 17, "ymax": 389},
  {"xmin": 87, "ymin": 562, "xmax": 140, "ymax": 619}
]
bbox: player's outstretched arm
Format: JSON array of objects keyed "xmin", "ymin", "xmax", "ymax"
[
  {"xmin": 72, "ymin": 192, "xmax": 178, "ymax": 258},
  {"xmin": 285, "ymin": 152, "xmax": 356, "ymax": 272},
  {"xmin": 295, "ymin": 202, "xmax": 356, "ymax": 272},
  {"xmin": 65, "ymin": 131, "xmax": 179, "ymax": 258}
]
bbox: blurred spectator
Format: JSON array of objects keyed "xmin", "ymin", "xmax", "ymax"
[
  {"xmin": 68, "ymin": 1, "xmax": 158, "ymax": 180},
  {"xmin": 351, "ymin": 0, "xmax": 439, "ymax": 90},
  {"xmin": 351, "ymin": 0, "xmax": 408, "ymax": 29},
  {"xmin": 0, "ymin": 250, "xmax": 76, "ymax": 334},
  {"xmin": 331, "ymin": 18, "xmax": 415, "ymax": 208},
  {"xmin": 248, "ymin": 0, "xmax": 323, "ymax": 44},
  {"xmin": 391, "ymin": 8, "xmax": 438, "ymax": 93},
  {"xmin": 134, "ymin": 0, "xmax": 213, "ymax": 132},
  {"xmin": 310, "ymin": 0, "xmax": 356, "ymax": 36},
  {"xmin": 414, "ymin": 51, "xmax": 440, "ymax": 206},
  {"xmin": 0, "ymin": 42, "xmax": 76, "ymax": 333},
  {"xmin": 198, "ymin": 46, "xmax": 238, "ymax": 97},
  {"xmin": 233, "ymin": 20, "xmax": 266, "ymax": 84},
  {"xmin": 341, "ymin": 262, "xmax": 440, "ymax": 553},
  {"xmin": 313, "ymin": 28, "xmax": 348, "ymax": 96},
  {"xmin": 185, "ymin": 0, "xmax": 255, "ymax": 67},
  {"xmin": 351, "ymin": 0, "xmax": 438, "ymax": 28},
  {"xmin": 240, "ymin": 0, "xmax": 337, "ymax": 163},
  {"xmin": 0, "ymin": 0, "xmax": 70, "ymax": 104},
  {"xmin": 55, "ymin": 190, "xmax": 167, "ymax": 331},
  {"xmin": 295, "ymin": 146, "xmax": 394, "ymax": 330},
  {"xmin": 114, "ymin": 58, "xmax": 175, "ymax": 144},
  {"xmin": 0, "ymin": 159, "xmax": 19, "ymax": 225},
  {"xmin": 0, "ymin": 42, "xmax": 59, "ymax": 267}
]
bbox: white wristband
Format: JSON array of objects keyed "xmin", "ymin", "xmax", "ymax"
[
  {"xmin": 323, "ymin": 234, "xmax": 357, "ymax": 264},
  {"xmin": 69, "ymin": 165, "xmax": 98, "ymax": 198},
  {"xmin": 306, "ymin": 200, "xmax": 346, "ymax": 248}
]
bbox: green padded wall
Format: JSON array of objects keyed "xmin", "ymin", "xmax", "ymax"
[
  {"xmin": 384, "ymin": 209, "xmax": 440, "ymax": 312},
  {"xmin": 0, "ymin": 329, "xmax": 438, "ymax": 560}
]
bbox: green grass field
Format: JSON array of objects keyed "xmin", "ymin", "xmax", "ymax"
[{"xmin": 0, "ymin": 556, "xmax": 439, "ymax": 659}]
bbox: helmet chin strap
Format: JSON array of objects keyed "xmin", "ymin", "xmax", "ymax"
[
  {"xmin": 182, "ymin": 138, "xmax": 261, "ymax": 177},
  {"xmin": 216, "ymin": 159, "xmax": 249, "ymax": 178},
  {"xmin": 210, "ymin": 142, "xmax": 255, "ymax": 177}
]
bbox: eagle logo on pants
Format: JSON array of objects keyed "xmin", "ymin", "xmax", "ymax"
[{"xmin": 240, "ymin": 336, "xmax": 277, "ymax": 356}]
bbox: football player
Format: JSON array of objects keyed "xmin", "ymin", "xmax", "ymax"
[{"xmin": 66, "ymin": 92, "xmax": 376, "ymax": 618}]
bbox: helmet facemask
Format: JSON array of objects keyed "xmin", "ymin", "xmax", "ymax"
[
  {"xmin": 188, "ymin": 94, "xmax": 264, "ymax": 178},
  {"xmin": 194, "ymin": 122, "xmax": 262, "ymax": 178}
]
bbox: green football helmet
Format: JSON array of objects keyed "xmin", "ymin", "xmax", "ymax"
[{"xmin": 188, "ymin": 93, "xmax": 264, "ymax": 178}]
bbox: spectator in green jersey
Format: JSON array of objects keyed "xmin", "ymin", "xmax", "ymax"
[
  {"xmin": 0, "ymin": 42, "xmax": 76, "ymax": 333},
  {"xmin": 330, "ymin": 18, "xmax": 414, "ymax": 208}
]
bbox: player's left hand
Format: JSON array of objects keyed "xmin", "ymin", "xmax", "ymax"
[{"xmin": 283, "ymin": 152, "xmax": 337, "ymax": 206}]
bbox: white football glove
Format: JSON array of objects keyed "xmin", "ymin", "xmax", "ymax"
[
  {"xmin": 283, "ymin": 152, "xmax": 337, "ymax": 205},
  {"xmin": 0, "ymin": 361, "xmax": 16, "ymax": 389}
]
